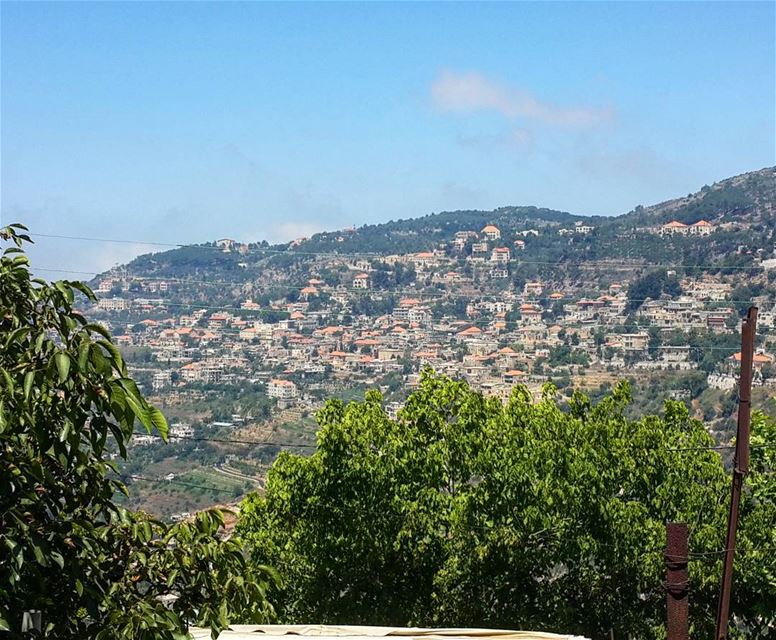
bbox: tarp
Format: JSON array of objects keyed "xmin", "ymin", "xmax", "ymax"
[{"xmin": 189, "ymin": 624, "xmax": 590, "ymax": 640}]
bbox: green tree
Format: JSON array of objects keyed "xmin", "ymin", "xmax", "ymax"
[
  {"xmin": 0, "ymin": 225, "xmax": 277, "ymax": 639},
  {"xmin": 627, "ymin": 270, "xmax": 666, "ymax": 311},
  {"xmin": 238, "ymin": 369, "xmax": 775, "ymax": 639}
]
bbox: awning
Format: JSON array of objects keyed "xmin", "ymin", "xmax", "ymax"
[{"xmin": 189, "ymin": 624, "xmax": 589, "ymax": 640}]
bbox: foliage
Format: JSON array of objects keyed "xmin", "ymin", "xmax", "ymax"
[
  {"xmin": 547, "ymin": 344, "xmax": 590, "ymax": 367},
  {"xmin": 238, "ymin": 369, "xmax": 775, "ymax": 639},
  {"xmin": 626, "ymin": 270, "xmax": 681, "ymax": 312},
  {"xmin": 0, "ymin": 225, "xmax": 276, "ymax": 639}
]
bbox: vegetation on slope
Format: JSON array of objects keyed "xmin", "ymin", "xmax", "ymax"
[
  {"xmin": 0, "ymin": 226, "xmax": 277, "ymax": 639},
  {"xmin": 238, "ymin": 370, "xmax": 776, "ymax": 639}
]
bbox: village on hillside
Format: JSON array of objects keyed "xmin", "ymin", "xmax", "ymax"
[{"xmin": 90, "ymin": 220, "xmax": 776, "ymax": 446}]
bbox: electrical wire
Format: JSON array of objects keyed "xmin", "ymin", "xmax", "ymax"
[
  {"xmin": 23, "ymin": 231, "xmax": 770, "ymax": 270},
  {"xmin": 133, "ymin": 431, "xmax": 317, "ymax": 449},
  {"xmin": 131, "ymin": 429, "xmax": 776, "ymax": 453},
  {"xmin": 31, "ymin": 268, "xmax": 776, "ymax": 310},
  {"xmin": 123, "ymin": 473, "xmax": 241, "ymax": 495}
]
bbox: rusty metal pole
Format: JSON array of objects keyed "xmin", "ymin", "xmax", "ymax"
[
  {"xmin": 666, "ymin": 522, "xmax": 689, "ymax": 640},
  {"xmin": 715, "ymin": 306, "xmax": 758, "ymax": 640}
]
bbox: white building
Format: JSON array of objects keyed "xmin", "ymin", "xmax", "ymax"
[
  {"xmin": 152, "ymin": 370, "xmax": 172, "ymax": 392},
  {"xmin": 660, "ymin": 220, "xmax": 715, "ymax": 236},
  {"xmin": 97, "ymin": 297, "xmax": 129, "ymax": 312},
  {"xmin": 523, "ymin": 281, "xmax": 543, "ymax": 297},
  {"xmin": 169, "ymin": 422, "xmax": 194, "ymax": 442},
  {"xmin": 268, "ymin": 379, "xmax": 298, "ymax": 400},
  {"xmin": 96, "ymin": 279, "xmax": 117, "ymax": 294},
  {"xmin": 352, "ymin": 273, "xmax": 370, "ymax": 289},
  {"xmin": 216, "ymin": 238, "xmax": 237, "ymax": 251},
  {"xmin": 481, "ymin": 224, "xmax": 501, "ymax": 241},
  {"xmin": 490, "ymin": 247, "xmax": 511, "ymax": 263}
]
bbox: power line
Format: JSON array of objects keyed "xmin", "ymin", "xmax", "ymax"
[
  {"xmin": 73, "ymin": 295, "xmax": 770, "ymax": 317},
  {"xmin": 133, "ymin": 431, "xmax": 317, "ymax": 449},
  {"xmin": 24, "ymin": 231, "xmax": 769, "ymax": 270},
  {"xmin": 31, "ymin": 233, "xmax": 183, "ymax": 248},
  {"xmin": 28, "ymin": 232, "xmax": 386, "ymax": 258},
  {"xmin": 36, "ymin": 267, "xmax": 100, "ymax": 276},
  {"xmin": 123, "ymin": 473, "xmax": 241, "ymax": 495},
  {"xmin": 101, "ymin": 297, "xmax": 775, "ymax": 313},
  {"xmin": 31, "ymin": 266, "xmax": 770, "ymax": 303},
  {"xmin": 102, "ymin": 311, "xmax": 759, "ymax": 348},
  {"xmin": 31, "ymin": 268, "xmax": 776, "ymax": 309},
  {"xmin": 132, "ymin": 429, "xmax": 776, "ymax": 453}
]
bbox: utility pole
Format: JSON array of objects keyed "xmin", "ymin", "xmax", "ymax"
[
  {"xmin": 715, "ymin": 306, "xmax": 758, "ymax": 640},
  {"xmin": 665, "ymin": 522, "xmax": 689, "ymax": 640}
]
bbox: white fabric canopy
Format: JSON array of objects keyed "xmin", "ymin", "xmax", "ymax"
[{"xmin": 189, "ymin": 624, "xmax": 589, "ymax": 640}]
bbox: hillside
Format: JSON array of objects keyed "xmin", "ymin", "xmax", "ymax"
[
  {"xmin": 295, "ymin": 205, "xmax": 588, "ymax": 256},
  {"xmin": 114, "ymin": 166, "xmax": 775, "ymax": 286},
  {"xmin": 84, "ymin": 166, "xmax": 776, "ymax": 521},
  {"xmin": 617, "ymin": 166, "xmax": 775, "ymax": 227}
]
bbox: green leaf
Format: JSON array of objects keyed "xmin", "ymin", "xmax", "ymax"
[
  {"xmin": 23, "ymin": 370, "xmax": 34, "ymax": 401},
  {"xmin": 34, "ymin": 331, "xmax": 45, "ymax": 354},
  {"xmin": 32, "ymin": 544, "xmax": 47, "ymax": 566},
  {"xmin": 51, "ymin": 550, "xmax": 65, "ymax": 569},
  {"xmin": 97, "ymin": 339, "xmax": 126, "ymax": 376},
  {"xmin": 77, "ymin": 340, "xmax": 90, "ymax": 371},
  {"xmin": 89, "ymin": 343, "xmax": 110, "ymax": 376},
  {"xmin": 53, "ymin": 280, "xmax": 75, "ymax": 304},
  {"xmin": 0, "ymin": 368, "xmax": 14, "ymax": 393},
  {"xmin": 83, "ymin": 323, "xmax": 113, "ymax": 341},
  {"xmin": 69, "ymin": 280, "xmax": 97, "ymax": 302},
  {"xmin": 148, "ymin": 406, "xmax": 169, "ymax": 440},
  {"xmin": 124, "ymin": 392, "xmax": 149, "ymax": 429},
  {"xmin": 54, "ymin": 352, "xmax": 70, "ymax": 384}
]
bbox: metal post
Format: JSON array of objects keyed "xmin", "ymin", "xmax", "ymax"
[
  {"xmin": 666, "ymin": 522, "xmax": 689, "ymax": 640},
  {"xmin": 715, "ymin": 306, "xmax": 758, "ymax": 640}
]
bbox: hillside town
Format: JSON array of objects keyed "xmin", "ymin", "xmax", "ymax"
[{"xmin": 89, "ymin": 220, "xmax": 776, "ymax": 428}]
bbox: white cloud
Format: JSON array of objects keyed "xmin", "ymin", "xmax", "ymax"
[
  {"xmin": 431, "ymin": 70, "xmax": 614, "ymax": 128},
  {"xmin": 262, "ymin": 221, "xmax": 327, "ymax": 244}
]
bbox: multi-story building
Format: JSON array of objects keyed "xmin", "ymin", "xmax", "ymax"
[
  {"xmin": 481, "ymin": 224, "xmax": 501, "ymax": 241},
  {"xmin": 523, "ymin": 281, "xmax": 543, "ymax": 297},
  {"xmin": 152, "ymin": 370, "xmax": 172, "ymax": 392},
  {"xmin": 169, "ymin": 422, "xmax": 194, "ymax": 442},
  {"xmin": 605, "ymin": 332, "xmax": 650, "ymax": 352},
  {"xmin": 490, "ymin": 247, "xmax": 511, "ymax": 263},
  {"xmin": 659, "ymin": 220, "xmax": 715, "ymax": 236},
  {"xmin": 268, "ymin": 379, "xmax": 298, "ymax": 400},
  {"xmin": 352, "ymin": 273, "xmax": 370, "ymax": 289},
  {"xmin": 97, "ymin": 297, "xmax": 129, "ymax": 312}
]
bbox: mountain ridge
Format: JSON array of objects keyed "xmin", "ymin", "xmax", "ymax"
[{"xmin": 112, "ymin": 166, "xmax": 774, "ymax": 281}]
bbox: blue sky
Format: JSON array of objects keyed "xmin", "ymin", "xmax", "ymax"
[{"xmin": 1, "ymin": 1, "xmax": 774, "ymax": 273}]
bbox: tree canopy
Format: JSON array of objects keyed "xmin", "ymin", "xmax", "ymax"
[
  {"xmin": 238, "ymin": 369, "xmax": 775, "ymax": 639},
  {"xmin": 0, "ymin": 225, "xmax": 277, "ymax": 639}
]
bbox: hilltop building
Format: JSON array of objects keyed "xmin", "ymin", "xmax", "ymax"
[
  {"xmin": 481, "ymin": 224, "xmax": 501, "ymax": 241},
  {"xmin": 659, "ymin": 220, "xmax": 715, "ymax": 236}
]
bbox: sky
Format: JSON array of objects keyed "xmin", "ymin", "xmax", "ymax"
[{"xmin": 1, "ymin": 1, "xmax": 774, "ymax": 274}]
